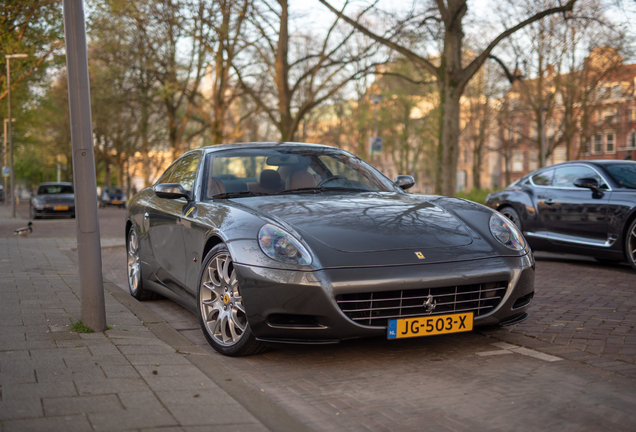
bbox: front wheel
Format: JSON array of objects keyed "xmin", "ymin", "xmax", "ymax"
[
  {"xmin": 500, "ymin": 206, "xmax": 522, "ymax": 232},
  {"xmin": 625, "ymin": 218, "xmax": 636, "ymax": 271},
  {"xmin": 197, "ymin": 244, "xmax": 266, "ymax": 356}
]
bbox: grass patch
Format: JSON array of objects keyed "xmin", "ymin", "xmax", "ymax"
[
  {"xmin": 69, "ymin": 320, "xmax": 95, "ymax": 334},
  {"xmin": 456, "ymin": 188, "xmax": 493, "ymax": 205}
]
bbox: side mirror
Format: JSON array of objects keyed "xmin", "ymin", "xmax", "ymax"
[
  {"xmin": 573, "ymin": 177, "xmax": 600, "ymax": 192},
  {"xmin": 394, "ymin": 175, "xmax": 415, "ymax": 190},
  {"xmin": 155, "ymin": 183, "xmax": 192, "ymax": 201}
]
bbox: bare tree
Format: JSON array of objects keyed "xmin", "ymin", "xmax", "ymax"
[
  {"xmin": 319, "ymin": 0, "xmax": 579, "ymax": 196},
  {"xmin": 238, "ymin": 0, "xmax": 378, "ymax": 141},
  {"xmin": 192, "ymin": 0, "xmax": 259, "ymax": 144}
]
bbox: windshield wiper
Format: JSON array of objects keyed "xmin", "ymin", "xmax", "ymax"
[
  {"xmin": 273, "ymin": 186, "xmax": 370, "ymax": 195},
  {"xmin": 212, "ymin": 191, "xmax": 267, "ymax": 199}
]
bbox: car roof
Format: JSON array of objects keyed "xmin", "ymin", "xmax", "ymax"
[{"xmin": 198, "ymin": 142, "xmax": 339, "ymax": 154}]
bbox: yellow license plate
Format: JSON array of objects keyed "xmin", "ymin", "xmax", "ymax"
[
  {"xmin": 54, "ymin": 205, "xmax": 69, "ymax": 211},
  {"xmin": 112, "ymin": 200, "xmax": 122, "ymax": 204},
  {"xmin": 388, "ymin": 313, "xmax": 473, "ymax": 339}
]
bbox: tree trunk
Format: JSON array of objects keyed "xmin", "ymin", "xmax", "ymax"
[
  {"xmin": 436, "ymin": 85, "xmax": 462, "ymax": 196},
  {"xmin": 275, "ymin": 0, "xmax": 293, "ymax": 141}
]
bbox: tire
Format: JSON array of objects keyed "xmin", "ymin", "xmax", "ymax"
[
  {"xmin": 197, "ymin": 244, "xmax": 266, "ymax": 356},
  {"xmin": 625, "ymin": 218, "xmax": 636, "ymax": 271},
  {"xmin": 127, "ymin": 226, "xmax": 158, "ymax": 300},
  {"xmin": 500, "ymin": 206, "xmax": 522, "ymax": 231}
]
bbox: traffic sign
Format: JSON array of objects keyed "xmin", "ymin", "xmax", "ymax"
[{"xmin": 2, "ymin": 166, "xmax": 9, "ymax": 177}]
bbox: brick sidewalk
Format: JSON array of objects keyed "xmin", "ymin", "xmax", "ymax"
[{"xmin": 0, "ymin": 236, "xmax": 289, "ymax": 431}]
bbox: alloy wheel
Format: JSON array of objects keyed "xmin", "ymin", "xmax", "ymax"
[
  {"xmin": 127, "ymin": 229, "xmax": 141, "ymax": 294},
  {"xmin": 628, "ymin": 220, "xmax": 636, "ymax": 270},
  {"xmin": 199, "ymin": 252, "xmax": 247, "ymax": 346}
]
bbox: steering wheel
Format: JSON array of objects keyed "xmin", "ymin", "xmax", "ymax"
[{"xmin": 317, "ymin": 175, "xmax": 347, "ymax": 187}]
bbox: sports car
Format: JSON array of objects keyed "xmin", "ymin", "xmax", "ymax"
[
  {"xmin": 126, "ymin": 143, "xmax": 535, "ymax": 356},
  {"xmin": 30, "ymin": 182, "xmax": 76, "ymax": 219},
  {"xmin": 485, "ymin": 160, "xmax": 636, "ymax": 271}
]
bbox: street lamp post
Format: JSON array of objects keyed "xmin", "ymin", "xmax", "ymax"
[
  {"xmin": 3, "ymin": 118, "xmax": 14, "ymax": 207},
  {"xmin": 6, "ymin": 53, "xmax": 28, "ymax": 218},
  {"xmin": 540, "ymin": 106, "xmax": 547, "ymax": 168}
]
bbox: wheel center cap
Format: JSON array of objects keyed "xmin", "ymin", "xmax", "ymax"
[{"xmin": 223, "ymin": 294, "xmax": 230, "ymax": 304}]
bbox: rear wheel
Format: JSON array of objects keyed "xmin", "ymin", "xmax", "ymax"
[
  {"xmin": 626, "ymin": 218, "xmax": 636, "ymax": 271},
  {"xmin": 127, "ymin": 226, "xmax": 158, "ymax": 300},
  {"xmin": 197, "ymin": 244, "xmax": 266, "ymax": 356},
  {"xmin": 500, "ymin": 206, "xmax": 522, "ymax": 231}
]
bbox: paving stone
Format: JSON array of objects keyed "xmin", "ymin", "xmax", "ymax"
[
  {"xmin": 48, "ymin": 391, "xmax": 118, "ymax": 415},
  {"xmin": 2, "ymin": 414, "xmax": 93, "ymax": 432},
  {"xmin": 0, "ymin": 398, "xmax": 43, "ymax": 420}
]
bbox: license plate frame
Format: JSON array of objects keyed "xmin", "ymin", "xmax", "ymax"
[
  {"xmin": 54, "ymin": 205, "xmax": 69, "ymax": 211},
  {"xmin": 388, "ymin": 312, "xmax": 474, "ymax": 339},
  {"xmin": 112, "ymin": 200, "xmax": 122, "ymax": 205}
]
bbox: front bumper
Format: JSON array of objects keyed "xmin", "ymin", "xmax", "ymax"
[
  {"xmin": 236, "ymin": 254, "xmax": 535, "ymax": 343},
  {"xmin": 32, "ymin": 205, "xmax": 75, "ymax": 217}
]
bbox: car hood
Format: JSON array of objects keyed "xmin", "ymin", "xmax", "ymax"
[
  {"xmin": 242, "ymin": 192, "xmax": 473, "ymax": 252},
  {"xmin": 34, "ymin": 194, "xmax": 75, "ymax": 203}
]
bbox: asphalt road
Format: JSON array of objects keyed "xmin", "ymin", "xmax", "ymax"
[{"xmin": 2, "ymin": 202, "xmax": 636, "ymax": 431}]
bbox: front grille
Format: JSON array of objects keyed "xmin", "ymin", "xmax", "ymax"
[{"xmin": 336, "ymin": 281, "xmax": 508, "ymax": 328}]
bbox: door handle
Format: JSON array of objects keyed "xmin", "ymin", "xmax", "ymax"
[{"xmin": 544, "ymin": 199, "xmax": 555, "ymax": 205}]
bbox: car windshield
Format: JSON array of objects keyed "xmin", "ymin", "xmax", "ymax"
[
  {"xmin": 105, "ymin": 187, "xmax": 123, "ymax": 194},
  {"xmin": 37, "ymin": 185, "xmax": 74, "ymax": 195},
  {"xmin": 203, "ymin": 147, "xmax": 399, "ymax": 199},
  {"xmin": 604, "ymin": 163, "xmax": 636, "ymax": 189}
]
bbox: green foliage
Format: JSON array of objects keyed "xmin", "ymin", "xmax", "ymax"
[
  {"xmin": 70, "ymin": 320, "xmax": 95, "ymax": 334},
  {"xmin": 456, "ymin": 188, "xmax": 493, "ymax": 205}
]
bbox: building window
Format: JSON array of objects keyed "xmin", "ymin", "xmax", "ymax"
[
  {"xmin": 594, "ymin": 134, "xmax": 603, "ymax": 153},
  {"xmin": 629, "ymin": 108, "xmax": 636, "ymax": 123},
  {"xmin": 512, "ymin": 150, "xmax": 524, "ymax": 172},
  {"xmin": 629, "ymin": 132, "xmax": 636, "ymax": 149},
  {"xmin": 606, "ymin": 133, "xmax": 615, "ymax": 153},
  {"xmin": 612, "ymin": 85, "xmax": 621, "ymax": 98},
  {"xmin": 515, "ymin": 123, "xmax": 523, "ymax": 143}
]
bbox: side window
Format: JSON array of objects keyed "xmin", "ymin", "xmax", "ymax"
[
  {"xmin": 170, "ymin": 154, "xmax": 201, "ymax": 191},
  {"xmin": 157, "ymin": 163, "xmax": 178, "ymax": 185},
  {"xmin": 553, "ymin": 166, "xmax": 604, "ymax": 188},
  {"xmin": 532, "ymin": 170, "xmax": 554, "ymax": 186}
]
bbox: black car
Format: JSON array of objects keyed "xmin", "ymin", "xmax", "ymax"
[
  {"xmin": 30, "ymin": 182, "xmax": 75, "ymax": 219},
  {"xmin": 486, "ymin": 160, "xmax": 636, "ymax": 271},
  {"xmin": 99, "ymin": 186, "xmax": 126, "ymax": 208},
  {"xmin": 126, "ymin": 143, "xmax": 535, "ymax": 356}
]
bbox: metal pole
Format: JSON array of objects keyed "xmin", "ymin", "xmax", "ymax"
[
  {"xmin": 540, "ymin": 107, "xmax": 547, "ymax": 168},
  {"xmin": 6, "ymin": 57, "xmax": 14, "ymax": 218},
  {"xmin": 63, "ymin": 0, "xmax": 107, "ymax": 332},
  {"xmin": 3, "ymin": 120, "xmax": 7, "ymax": 207}
]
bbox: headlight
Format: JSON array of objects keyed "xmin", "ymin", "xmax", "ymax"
[
  {"xmin": 489, "ymin": 213, "xmax": 526, "ymax": 251},
  {"xmin": 258, "ymin": 224, "xmax": 312, "ymax": 265}
]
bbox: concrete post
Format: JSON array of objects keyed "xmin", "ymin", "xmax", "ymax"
[{"xmin": 62, "ymin": 0, "xmax": 107, "ymax": 332}]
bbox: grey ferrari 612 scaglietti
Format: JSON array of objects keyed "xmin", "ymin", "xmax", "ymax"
[{"xmin": 126, "ymin": 143, "xmax": 535, "ymax": 356}]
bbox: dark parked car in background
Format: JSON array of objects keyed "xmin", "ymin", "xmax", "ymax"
[
  {"xmin": 99, "ymin": 186, "xmax": 126, "ymax": 208},
  {"xmin": 126, "ymin": 143, "xmax": 535, "ymax": 356},
  {"xmin": 485, "ymin": 160, "xmax": 636, "ymax": 271},
  {"xmin": 30, "ymin": 182, "xmax": 75, "ymax": 219}
]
